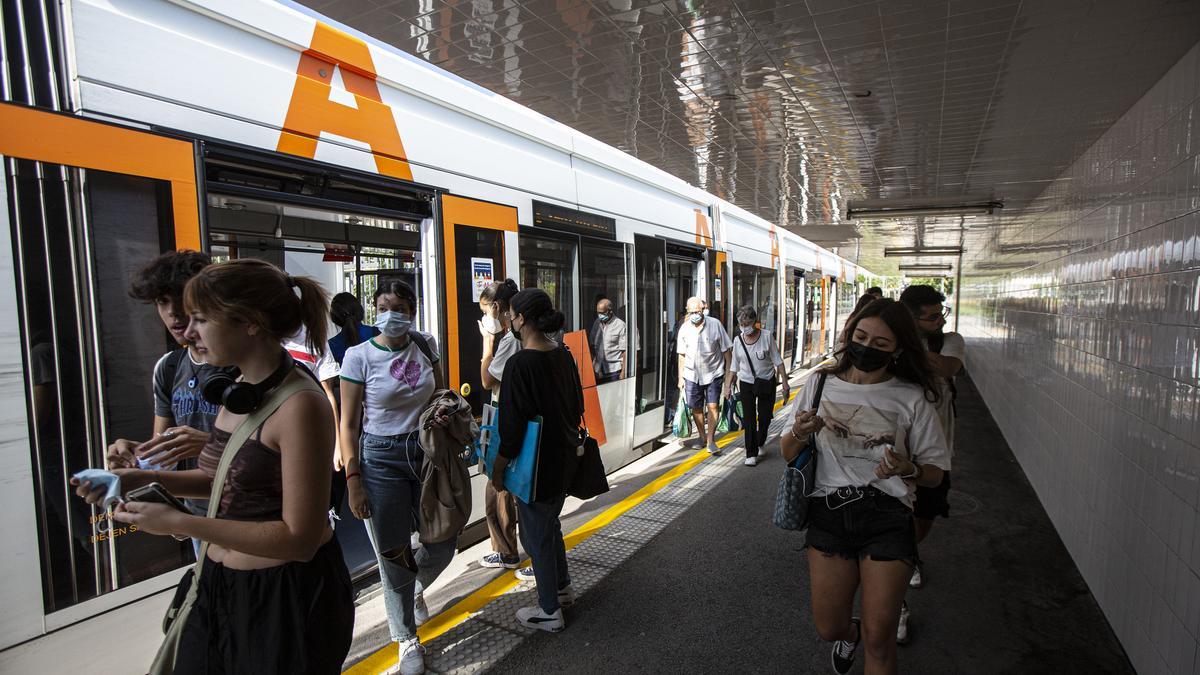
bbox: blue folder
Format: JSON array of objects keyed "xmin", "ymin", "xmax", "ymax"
[{"xmin": 480, "ymin": 409, "xmax": 542, "ymax": 504}]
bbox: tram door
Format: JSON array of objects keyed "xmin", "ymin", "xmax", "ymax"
[
  {"xmin": 632, "ymin": 235, "xmax": 666, "ymax": 446},
  {"xmin": 663, "ymin": 250, "xmax": 703, "ymax": 428},
  {"xmin": 785, "ymin": 269, "xmax": 806, "ymax": 371},
  {"xmin": 803, "ymin": 277, "xmax": 823, "ymax": 364}
]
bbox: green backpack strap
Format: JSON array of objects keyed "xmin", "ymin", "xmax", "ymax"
[{"xmin": 151, "ymin": 370, "xmax": 314, "ymax": 675}]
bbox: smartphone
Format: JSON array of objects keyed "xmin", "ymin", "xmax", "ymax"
[{"xmin": 126, "ymin": 482, "xmax": 190, "ymax": 513}]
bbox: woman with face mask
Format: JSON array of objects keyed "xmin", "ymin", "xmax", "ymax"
[
  {"xmin": 338, "ymin": 280, "xmax": 453, "ymax": 675},
  {"xmin": 724, "ymin": 305, "xmax": 790, "ymax": 466},
  {"xmin": 491, "ymin": 289, "xmax": 583, "ymax": 633},
  {"xmin": 780, "ymin": 298, "xmax": 949, "ymax": 675},
  {"xmin": 476, "ymin": 279, "xmax": 530, "ymax": 577}
]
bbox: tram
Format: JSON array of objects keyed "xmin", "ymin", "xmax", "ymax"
[{"xmin": 0, "ymin": 0, "xmax": 868, "ymax": 667}]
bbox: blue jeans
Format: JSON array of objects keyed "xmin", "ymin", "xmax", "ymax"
[
  {"xmin": 359, "ymin": 431, "xmax": 457, "ymax": 642},
  {"xmin": 516, "ymin": 493, "xmax": 570, "ymax": 613}
]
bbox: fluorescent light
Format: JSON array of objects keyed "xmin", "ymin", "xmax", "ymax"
[
  {"xmin": 847, "ymin": 201, "xmax": 1002, "ymax": 220},
  {"xmin": 883, "ymin": 247, "xmax": 962, "ymax": 257},
  {"xmin": 898, "ymin": 264, "xmax": 952, "ymax": 273}
]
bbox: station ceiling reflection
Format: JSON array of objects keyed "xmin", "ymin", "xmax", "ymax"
[{"xmin": 298, "ymin": 0, "xmax": 1200, "ymax": 274}]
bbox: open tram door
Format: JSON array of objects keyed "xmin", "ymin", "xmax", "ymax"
[
  {"xmin": 201, "ymin": 145, "xmax": 437, "ymax": 579},
  {"xmin": 784, "ymin": 268, "xmax": 806, "ymax": 371}
]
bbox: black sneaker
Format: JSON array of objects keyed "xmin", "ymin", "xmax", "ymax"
[{"xmin": 831, "ymin": 617, "xmax": 861, "ymax": 674}]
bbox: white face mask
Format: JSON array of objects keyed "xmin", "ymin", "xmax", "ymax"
[
  {"xmin": 375, "ymin": 310, "xmax": 412, "ymax": 338},
  {"xmin": 480, "ymin": 314, "xmax": 502, "ymax": 334},
  {"xmin": 740, "ymin": 325, "xmax": 756, "ymax": 336}
]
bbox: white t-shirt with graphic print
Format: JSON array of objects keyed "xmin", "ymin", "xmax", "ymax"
[
  {"xmin": 795, "ymin": 369, "xmax": 950, "ymax": 507},
  {"xmin": 340, "ymin": 333, "xmax": 439, "ymax": 437}
]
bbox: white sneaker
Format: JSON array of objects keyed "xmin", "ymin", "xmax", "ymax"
[
  {"xmin": 414, "ymin": 591, "xmax": 428, "ymax": 627},
  {"xmin": 516, "ymin": 606, "xmax": 565, "ymax": 632},
  {"xmin": 896, "ymin": 602, "xmax": 911, "ymax": 644},
  {"xmin": 909, "ymin": 563, "xmax": 924, "ymax": 589},
  {"xmin": 557, "ymin": 584, "xmax": 575, "ymax": 607},
  {"xmin": 398, "ymin": 638, "xmax": 425, "ymax": 675},
  {"xmin": 707, "ymin": 441, "xmax": 722, "ymax": 455},
  {"xmin": 514, "ymin": 566, "xmax": 536, "ymax": 583},
  {"xmin": 744, "ymin": 456, "xmax": 758, "ymax": 466}
]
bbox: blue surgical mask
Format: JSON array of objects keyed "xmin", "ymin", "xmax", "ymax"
[
  {"xmin": 72, "ymin": 469, "xmax": 123, "ymax": 509},
  {"xmin": 598, "ymin": 312, "xmax": 611, "ymax": 322},
  {"xmin": 375, "ymin": 311, "xmax": 412, "ymax": 338},
  {"xmin": 689, "ymin": 313, "xmax": 703, "ymax": 325}
]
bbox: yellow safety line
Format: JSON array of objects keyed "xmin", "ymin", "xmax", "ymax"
[{"xmin": 345, "ymin": 390, "xmax": 799, "ymax": 674}]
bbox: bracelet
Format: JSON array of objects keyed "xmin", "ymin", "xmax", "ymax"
[
  {"xmin": 790, "ymin": 428, "xmax": 807, "ymax": 444},
  {"xmin": 345, "ymin": 471, "xmax": 361, "ymax": 481},
  {"xmin": 900, "ymin": 463, "xmax": 923, "ymax": 481}
]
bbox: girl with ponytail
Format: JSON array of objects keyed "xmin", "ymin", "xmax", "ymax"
[
  {"xmin": 73, "ymin": 259, "xmax": 354, "ymax": 674},
  {"xmin": 492, "ymin": 288, "xmax": 583, "ymax": 633}
]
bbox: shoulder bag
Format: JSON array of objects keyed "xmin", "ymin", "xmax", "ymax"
[
  {"xmin": 738, "ymin": 333, "xmax": 778, "ymax": 396},
  {"xmin": 565, "ymin": 347, "xmax": 609, "ymax": 500},
  {"xmin": 772, "ymin": 371, "xmax": 827, "ymax": 531},
  {"xmin": 149, "ymin": 373, "xmax": 312, "ymax": 675}
]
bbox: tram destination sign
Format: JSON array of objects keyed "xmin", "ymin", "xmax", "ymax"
[{"xmin": 533, "ymin": 201, "xmax": 616, "ymax": 240}]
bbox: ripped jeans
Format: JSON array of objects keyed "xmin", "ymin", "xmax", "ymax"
[{"xmin": 359, "ymin": 431, "xmax": 458, "ymax": 642}]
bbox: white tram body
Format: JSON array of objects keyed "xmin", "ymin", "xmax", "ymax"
[{"xmin": 0, "ymin": 0, "xmax": 868, "ymax": 669}]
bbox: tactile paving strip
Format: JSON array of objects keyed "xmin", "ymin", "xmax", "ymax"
[
  {"xmin": 569, "ymin": 533, "xmax": 644, "ymax": 569},
  {"xmin": 423, "ymin": 620, "xmax": 524, "ymax": 674},
  {"xmin": 621, "ymin": 498, "xmax": 687, "ymax": 523}
]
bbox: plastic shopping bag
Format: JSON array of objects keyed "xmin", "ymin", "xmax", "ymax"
[
  {"xmin": 672, "ymin": 392, "xmax": 692, "ymax": 438},
  {"xmin": 717, "ymin": 395, "xmax": 742, "ymax": 434}
]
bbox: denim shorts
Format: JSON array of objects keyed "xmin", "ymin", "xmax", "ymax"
[
  {"xmin": 913, "ymin": 471, "xmax": 952, "ymax": 520},
  {"xmin": 684, "ymin": 378, "xmax": 722, "ymax": 409},
  {"xmin": 804, "ymin": 488, "xmax": 918, "ymax": 566}
]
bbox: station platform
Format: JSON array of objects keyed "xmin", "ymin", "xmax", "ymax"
[{"xmin": 342, "ymin": 373, "xmax": 1133, "ymax": 674}]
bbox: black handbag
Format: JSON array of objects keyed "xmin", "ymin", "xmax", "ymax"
[
  {"xmin": 569, "ymin": 431, "xmax": 609, "ymax": 500},
  {"xmin": 772, "ymin": 371, "xmax": 827, "ymax": 531},
  {"xmin": 738, "ymin": 334, "xmax": 778, "ymax": 396},
  {"xmin": 565, "ymin": 349, "xmax": 609, "ymax": 500}
]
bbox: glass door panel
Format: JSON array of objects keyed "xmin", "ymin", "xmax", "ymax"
[
  {"xmin": 519, "ymin": 233, "xmax": 578, "ymax": 333},
  {"xmin": 633, "ymin": 235, "xmax": 665, "ymax": 415}
]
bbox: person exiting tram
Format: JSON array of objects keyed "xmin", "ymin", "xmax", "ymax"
[
  {"xmin": 492, "ymin": 289, "xmax": 582, "ymax": 633},
  {"xmin": 781, "ymin": 299, "xmax": 949, "ymax": 675},
  {"xmin": 75, "ymin": 259, "xmax": 355, "ymax": 673},
  {"xmin": 724, "ymin": 306, "xmax": 789, "ymax": 466},
  {"xmin": 676, "ymin": 296, "xmax": 733, "ymax": 454},
  {"xmin": 339, "ymin": 280, "xmax": 457, "ymax": 675},
  {"xmin": 589, "ymin": 297, "xmax": 628, "ymax": 384},
  {"xmin": 477, "ymin": 279, "xmax": 533, "ymax": 582},
  {"xmin": 895, "ymin": 284, "xmax": 966, "ymax": 644}
]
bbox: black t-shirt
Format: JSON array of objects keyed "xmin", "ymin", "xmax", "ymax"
[{"xmin": 498, "ymin": 347, "xmax": 583, "ymax": 501}]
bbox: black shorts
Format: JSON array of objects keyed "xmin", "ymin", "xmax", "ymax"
[
  {"xmin": 804, "ymin": 489, "xmax": 918, "ymax": 566},
  {"xmin": 175, "ymin": 539, "xmax": 355, "ymax": 674},
  {"xmin": 913, "ymin": 471, "xmax": 952, "ymax": 520}
]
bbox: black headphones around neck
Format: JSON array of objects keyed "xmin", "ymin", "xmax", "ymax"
[{"xmin": 202, "ymin": 353, "xmax": 296, "ymax": 415}]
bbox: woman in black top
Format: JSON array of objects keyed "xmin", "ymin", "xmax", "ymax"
[{"xmin": 492, "ymin": 289, "xmax": 582, "ymax": 633}]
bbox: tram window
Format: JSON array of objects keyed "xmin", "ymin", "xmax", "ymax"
[
  {"xmin": 784, "ymin": 272, "xmax": 798, "ymax": 359},
  {"xmin": 9, "ymin": 163, "xmax": 192, "ymax": 612},
  {"xmin": 634, "ymin": 236, "xmax": 665, "ymax": 413},
  {"xmin": 756, "ymin": 266, "xmax": 778, "ymax": 333},
  {"xmin": 580, "ymin": 240, "xmax": 630, "ymax": 380},
  {"xmin": 519, "ymin": 234, "xmax": 577, "ymax": 332}
]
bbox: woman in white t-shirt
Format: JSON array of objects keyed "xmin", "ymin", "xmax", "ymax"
[
  {"xmin": 476, "ymin": 279, "xmax": 526, "ymax": 573},
  {"xmin": 338, "ymin": 280, "xmax": 451, "ymax": 675},
  {"xmin": 780, "ymin": 298, "xmax": 949, "ymax": 675},
  {"xmin": 724, "ymin": 305, "xmax": 790, "ymax": 467}
]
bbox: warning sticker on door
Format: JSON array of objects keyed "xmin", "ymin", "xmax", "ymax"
[{"xmin": 471, "ymin": 257, "xmax": 494, "ymax": 302}]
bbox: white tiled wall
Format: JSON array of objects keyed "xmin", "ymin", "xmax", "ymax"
[{"xmin": 960, "ymin": 42, "xmax": 1200, "ymax": 674}]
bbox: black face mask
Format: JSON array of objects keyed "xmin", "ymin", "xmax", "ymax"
[
  {"xmin": 510, "ymin": 319, "xmax": 523, "ymax": 343},
  {"xmin": 847, "ymin": 341, "xmax": 894, "ymax": 372}
]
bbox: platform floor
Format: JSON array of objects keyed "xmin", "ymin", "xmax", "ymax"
[{"xmin": 345, "ymin": 373, "xmax": 1133, "ymax": 674}]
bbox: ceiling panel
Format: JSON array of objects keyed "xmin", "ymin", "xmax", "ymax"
[{"xmin": 298, "ymin": 0, "xmax": 1200, "ymax": 274}]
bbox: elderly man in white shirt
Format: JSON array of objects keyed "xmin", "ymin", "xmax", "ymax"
[{"xmin": 676, "ymin": 296, "xmax": 733, "ymax": 454}]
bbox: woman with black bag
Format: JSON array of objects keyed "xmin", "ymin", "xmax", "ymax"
[
  {"xmin": 725, "ymin": 305, "xmax": 790, "ymax": 466},
  {"xmin": 780, "ymin": 298, "xmax": 949, "ymax": 675},
  {"xmin": 492, "ymin": 289, "xmax": 583, "ymax": 633}
]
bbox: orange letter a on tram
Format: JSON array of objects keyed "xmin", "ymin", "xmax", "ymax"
[{"xmin": 277, "ymin": 23, "xmax": 413, "ymax": 181}]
